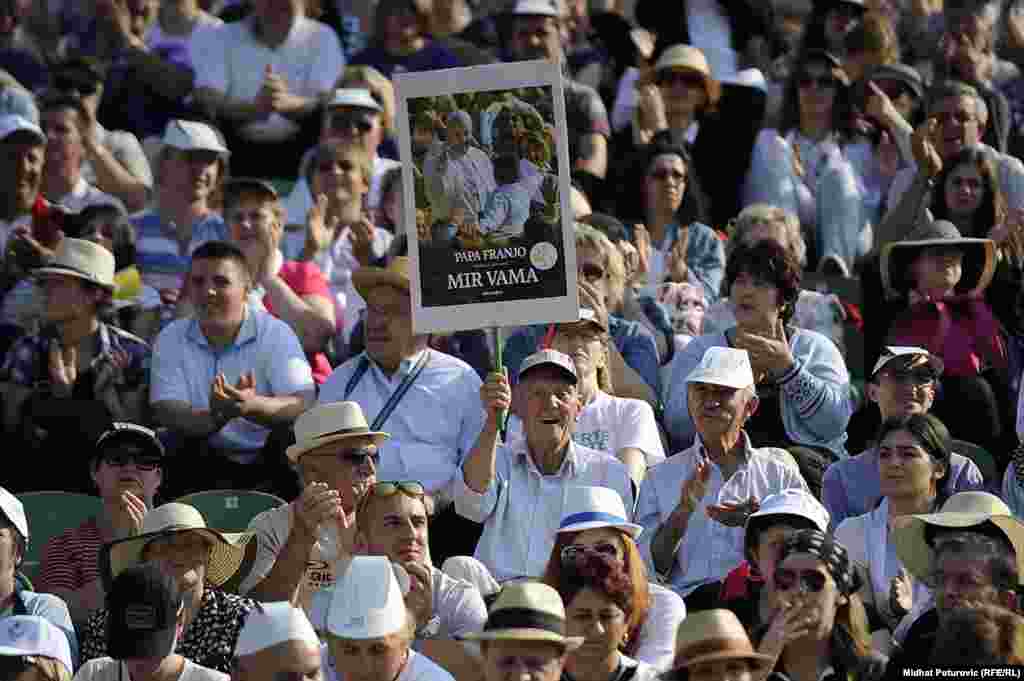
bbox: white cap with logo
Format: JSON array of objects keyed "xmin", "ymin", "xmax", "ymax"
[
  {"xmin": 326, "ymin": 557, "xmax": 411, "ymax": 639},
  {"xmin": 235, "ymin": 602, "xmax": 319, "ymax": 656},
  {"xmin": 685, "ymin": 347, "xmax": 755, "ymax": 389}
]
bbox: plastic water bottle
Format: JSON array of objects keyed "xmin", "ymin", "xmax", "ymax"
[{"xmin": 318, "ymin": 522, "xmax": 340, "ymax": 562}]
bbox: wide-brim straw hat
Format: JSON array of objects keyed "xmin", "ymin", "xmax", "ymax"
[
  {"xmin": 892, "ymin": 492, "xmax": 1024, "ymax": 585},
  {"xmin": 35, "ymin": 237, "xmax": 116, "ymax": 291},
  {"xmin": 672, "ymin": 609, "xmax": 773, "ymax": 671},
  {"xmin": 352, "ymin": 256, "xmax": 410, "ymax": 301},
  {"xmin": 106, "ymin": 503, "xmax": 252, "ymax": 587},
  {"xmin": 653, "ymin": 44, "xmax": 721, "ymax": 106},
  {"xmin": 880, "ymin": 220, "xmax": 995, "ymax": 298},
  {"xmin": 286, "ymin": 401, "xmax": 390, "ymax": 462},
  {"xmin": 462, "ymin": 581, "xmax": 584, "ymax": 650}
]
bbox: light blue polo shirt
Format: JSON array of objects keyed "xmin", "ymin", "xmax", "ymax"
[{"xmin": 150, "ymin": 309, "xmax": 315, "ymax": 452}]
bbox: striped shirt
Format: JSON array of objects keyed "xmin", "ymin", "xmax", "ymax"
[
  {"xmin": 131, "ymin": 211, "xmax": 227, "ymax": 294},
  {"xmin": 37, "ymin": 517, "xmax": 103, "ymax": 594}
]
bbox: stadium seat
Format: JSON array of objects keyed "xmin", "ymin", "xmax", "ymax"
[
  {"xmin": 16, "ymin": 492, "xmax": 104, "ymax": 583},
  {"xmin": 175, "ymin": 490, "xmax": 287, "ymax": 533}
]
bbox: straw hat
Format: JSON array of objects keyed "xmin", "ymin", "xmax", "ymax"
[
  {"xmin": 653, "ymin": 44, "xmax": 721, "ymax": 105},
  {"xmin": 880, "ymin": 220, "xmax": 996, "ymax": 298},
  {"xmin": 352, "ymin": 257, "xmax": 411, "ymax": 301},
  {"xmin": 35, "ymin": 238, "xmax": 116, "ymax": 291},
  {"xmin": 671, "ymin": 610, "xmax": 772, "ymax": 671},
  {"xmin": 892, "ymin": 492, "xmax": 1024, "ymax": 585},
  {"xmin": 106, "ymin": 503, "xmax": 253, "ymax": 587},
  {"xmin": 557, "ymin": 486, "xmax": 642, "ymax": 538},
  {"xmin": 287, "ymin": 401, "xmax": 390, "ymax": 462},
  {"xmin": 463, "ymin": 581, "xmax": 583, "ymax": 650}
]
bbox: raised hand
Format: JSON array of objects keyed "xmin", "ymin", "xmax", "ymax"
[
  {"xmin": 48, "ymin": 343, "xmax": 78, "ymax": 399},
  {"xmin": 403, "ymin": 561, "xmax": 435, "ymax": 629},
  {"xmin": 679, "ymin": 459, "xmax": 711, "ymax": 514},
  {"xmin": 480, "ymin": 370, "xmax": 511, "ymax": 425},
  {"xmin": 348, "ymin": 216, "xmax": 376, "ymax": 266},
  {"xmin": 707, "ymin": 495, "xmax": 760, "ymax": 527},
  {"xmin": 912, "ymin": 118, "xmax": 943, "ymax": 178}
]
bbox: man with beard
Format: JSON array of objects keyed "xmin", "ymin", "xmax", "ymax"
[
  {"xmin": 457, "ymin": 348, "xmax": 632, "ymax": 583},
  {"xmin": 150, "ymin": 240, "xmax": 315, "ymax": 497},
  {"xmin": 637, "ymin": 346, "xmax": 808, "ymax": 609},
  {"xmin": 240, "ymin": 401, "xmax": 386, "ymax": 614}
]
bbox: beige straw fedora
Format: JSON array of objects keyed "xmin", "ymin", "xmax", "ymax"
[
  {"xmin": 286, "ymin": 401, "xmax": 390, "ymax": 462},
  {"xmin": 671, "ymin": 609, "xmax": 773, "ymax": 671},
  {"xmin": 462, "ymin": 581, "xmax": 584, "ymax": 650}
]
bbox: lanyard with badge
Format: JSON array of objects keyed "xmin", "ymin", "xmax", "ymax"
[{"xmin": 342, "ymin": 351, "xmax": 431, "ymax": 429}]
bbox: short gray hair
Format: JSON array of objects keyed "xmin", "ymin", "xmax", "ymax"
[
  {"xmin": 932, "ymin": 530, "xmax": 1019, "ymax": 593},
  {"xmin": 732, "ymin": 203, "xmax": 807, "ymax": 267}
]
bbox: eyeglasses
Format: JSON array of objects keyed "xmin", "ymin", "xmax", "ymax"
[
  {"xmin": 579, "ymin": 263, "xmax": 606, "ymax": 281},
  {"xmin": 366, "ymin": 480, "xmax": 425, "ymax": 499},
  {"xmin": 561, "ymin": 541, "xmax": 619, "ymax": 564},
  {"xmin": 880, "ymin": 369, "xmax": 937, "ymax": 386},
  {"xmin": 797, "ymin": 74, "xmax": 837, "ymax": 90},
  {"xmin": 330, "ymin": 112, "xmax": 374, "ymax": 134},
  {"xmin": 101, "ymin": 452, "xmax": 162, "ymax": 471},
  {"xmin": 338, "ymin": 446, "xmax": 381, "ymax": 467},
  {"xmin": 657, "ymin": 71, "xmax": 706, "ymax": 89},
  {"xmin": 774, "ymin": 567, "xmax": 828, "ymax": 593},
  {"xmin": 649, "ymin": 168, "xmax": 686, "ymax": 183},
  {"xmin": 54, "ymin": 76, "xmax": 98, "ymax": 96}
]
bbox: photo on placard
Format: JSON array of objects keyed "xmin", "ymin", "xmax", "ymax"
[{"xmin": 395, "ymin": 60, "xmax": 578, "ymax": 335}]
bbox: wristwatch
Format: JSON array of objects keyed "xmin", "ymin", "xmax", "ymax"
[{"xmin": 416, "ymin": 616, "xmax": 441, "ymax": 639}]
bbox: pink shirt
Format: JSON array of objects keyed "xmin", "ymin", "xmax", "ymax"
[{"xmin": 265, "ymin": 261, "xmax": 334, "ymax": 384}]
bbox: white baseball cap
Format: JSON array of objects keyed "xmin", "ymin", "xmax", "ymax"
[
  {"xmin": 870, "ymin": 346, "xmax": 944, "ymax": 379},
  {"xmin": 685, "ymin": 347, "xmax": 755, "ymax": 389},
  {"xmin": 235, "ymin": 602, "xmax": 318, "ymax": 656},
  {"xmin": 0, "ymin": 616, "xmax": 72, "ymax": 678},
  {"xmin": 0, "ymin": 487, "xmax": 27, "ymax": 541},
  {"xmin": 326, "ymin": 557, "xmax": 411, "ymax": 640},
  {"xmin": 0, "ymin": 114, "xmax": 44, "ymax": 144},
  {"xmin": 161, "ymin": 119, "xmax": 229, "ymax": 155},
  {"xmin": 328, "ymin": 88, "xmax": 382, "ymax": 112},
  {"xmin": 746, "ymin": 488, "xmax": 830, "ymax": 535}
]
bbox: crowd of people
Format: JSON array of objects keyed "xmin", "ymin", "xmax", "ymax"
[{"xmin": 4, "ymin": 0, "xmax": 1024, "ymax": 677}]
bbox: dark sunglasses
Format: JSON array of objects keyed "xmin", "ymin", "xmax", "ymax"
[
  {"xmin": 560, "ymin": 541, "xmax": 619, "ymax": 564},
  {"xmin": 54, "ymin": 76, "xmax": 99, "ymax": 96},
  {"xmin": 367, "ymin": 480, "xmax": 425, "ymax": 498},
  {"xmin": 338, "ymin": 446, "xmax": 381, "ymax": 467},
  {"xmin": 649, "ymin": 169, "xmax": 686, "ymax": 183},
  {"xmin": 774, "ymin": 567, "xmax": 828, "ymax": 593},
  {"xmin": 882, "ymin": 368, "xmax": 937, "ymax": 385},
  {"xmin": 330, "ymin": 113, "xmax": 374, "ymax": 133},
  {"xmin": 579, "ymin": 263, "xmax": 606, "ymax": 281},
  {"xmin": 657, "ymin": 71, "xmax": 706, "ymax": 89},
  {"xmin": 797, "ymin": 74, "xmax": 837, "ymax": 90},
  {"xmin": 102, "ymin": 452, "xmax": 162, "ymax": 471}
]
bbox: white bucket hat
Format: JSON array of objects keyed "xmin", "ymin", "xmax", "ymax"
[
  {"xmin": 161, "ymin": 119, "xmax": 229, "ymax": 155},
  {"xmin": 746, "ymin": 489, "xmax": 830, "ymax": 535},
  {"xmin": 328, "ymin": 88, "xmax": 382, "ymax": 112},
  {"xmin": 0, "ymin": 487, "xmax": 27, "ymax": 542},
  {"xmin": 35, "ymin": 237, "xmax": 116, "ymax": 291},
  {"xmin": 507, "ymin": 0, "xmax": 561, "ymax": 16},
  {"xmin": 326, "ymin": 557, "xmax": 410, "ymax": 639},
  {"xmin": 236, "ymin": 602, "xmax": 319, "ymax": 656},
  {"xmin": 557, "ymin": 486, "xmax": 642, "ymax": 538},
  {"xmin": 685, "ymin": 347, "xmax": 755, "ymax": 389},
  {"xmin": 106, "ymin": 503, "xmax": 252, "ymax": 586},
  {"xmin": 0, "ymin": 616, "xmax": 72, "ymax": 678},
  {"xmin": 287, "ymin": 401, "xmax": 390, "ymax": 462}
]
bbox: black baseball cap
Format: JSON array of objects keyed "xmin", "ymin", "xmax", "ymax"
[
  {"xmin": 106, "ymin": 563, "xmax": 181, "ymax": 660},
  {"xmin": 94, "ymin": 423, "xmax": 166, "ymax": 463}
]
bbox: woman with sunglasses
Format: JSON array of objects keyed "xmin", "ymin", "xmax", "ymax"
[
  {"xmin": 554, "ymin": 552, "xmax": 659, "ymax": 681},
  {"xmin": 834, "ymin": 414, "xmax": 950, "ymax": 639},
  {"xmin": 758, "ymin": 529, "xmax": 885, "ymax": 681},
  {"xmin": 744, "ymin": 50, "xmax": 849, "ymax": 263},
  {"xmin": 543, "ymin": 486, "xmax": 685, "ymax": 672},
  {"xmin": 37, "ymin": 424, "xmax": 164, "ymax": 627},
  {"xmin": 614, "ymin": 139, "xmax": 723, "ymax": 306}
]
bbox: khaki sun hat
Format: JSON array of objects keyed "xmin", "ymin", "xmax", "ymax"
[
  {"xmin": 352, "ymin": 256, "xmax": 411, "ymax": 301},
  {"xmin": 462, "ymin": 581, "xmax": 583, "ymax": 650},
  {"xmin": 106, "ymin": 503, "xmax": 252, "ymax": 587},
  {"xmin": 287, "ymin": 401, "xmax": 390, "ymax": 462},
  {"xmin": 653, "ymin": 44, "xmax": 721, "ymax": 105},
  {"xmin": 671, "ymin": 609, "xmax": 773, "ymax": 671},
  {"xmin": 35, "ymin": 238, "xmax": 116, "ymax": 291},
  {"xmin": 892, "ymin": 491, "xmax": 1024, "ymax": 586},
  {"xmin": 880, "ymin": 220, "xmax": 996, "ymax": 298}
]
